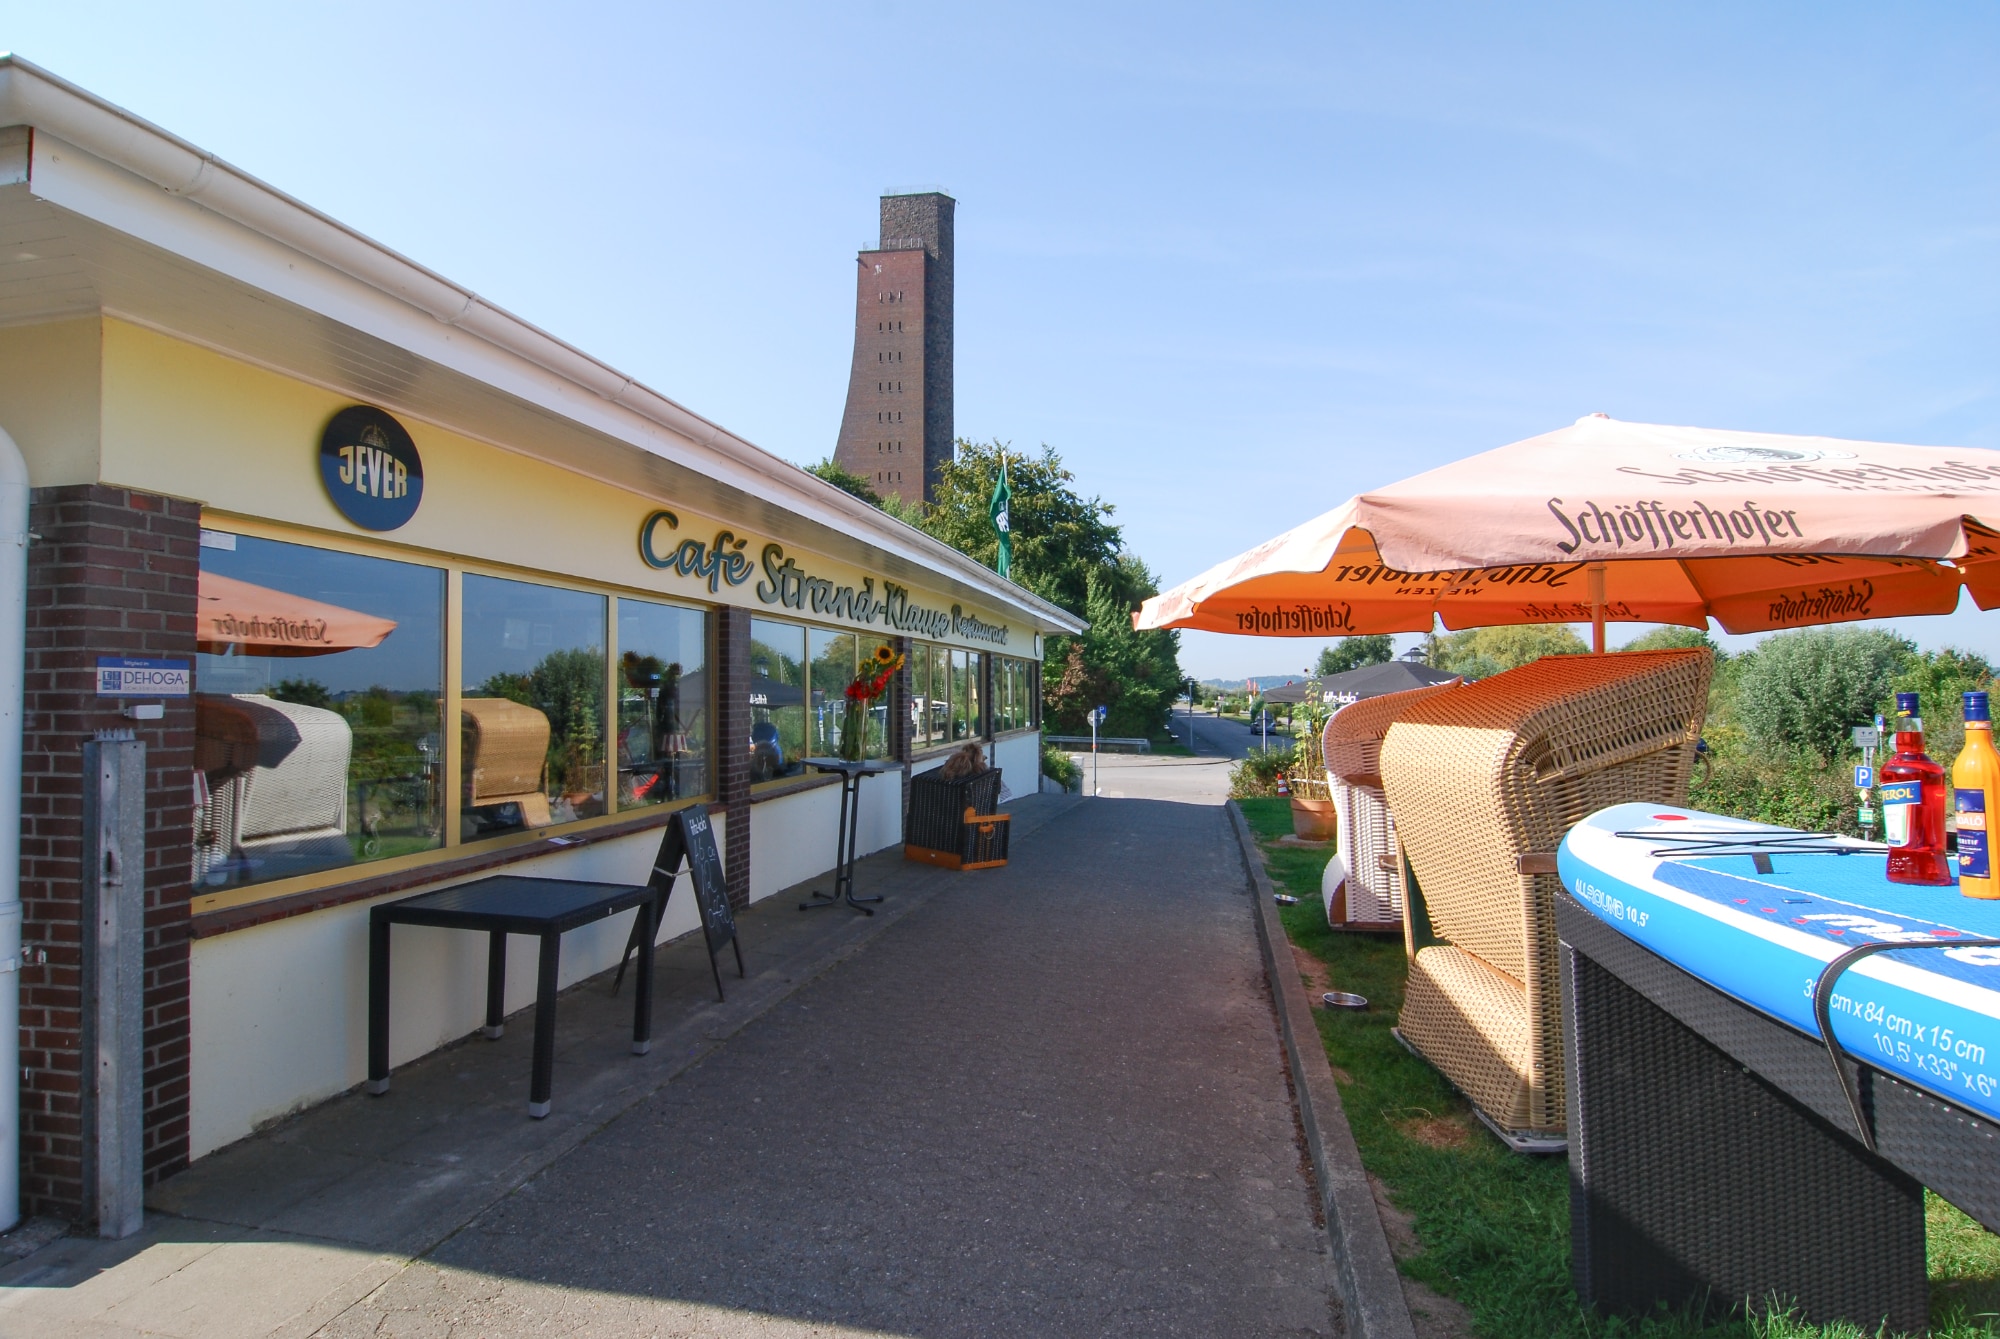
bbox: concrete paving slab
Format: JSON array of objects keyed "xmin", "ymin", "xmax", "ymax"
[
  {"xmin": 2, "ymin": 785, "xmax": 1340, "ymax": 1337},
  {"xmin": 414, "ymin": 789, "xmax": 1337, "ymax": 1337}
]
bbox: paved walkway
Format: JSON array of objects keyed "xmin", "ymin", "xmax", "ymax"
[{"xmin": 0, "ymin": 765, "xmax": 1337, "ymax": 1338}]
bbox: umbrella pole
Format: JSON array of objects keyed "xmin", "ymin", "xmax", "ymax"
[{"xmin": 1588, "ymin": 562, "xmax": 1607, "ymax": 653}]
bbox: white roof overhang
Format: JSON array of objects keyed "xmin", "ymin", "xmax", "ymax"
[{"xmin": 0, "ymin": 56, "xmax": 1083, "ymax": 636}]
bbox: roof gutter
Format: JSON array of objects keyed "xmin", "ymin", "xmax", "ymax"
[{"xmin": 0, "ymin": 55, "xmax": 1083, "ymax": 635}]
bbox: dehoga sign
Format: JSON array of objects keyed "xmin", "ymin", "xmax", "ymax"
[{"xmin": 638, "ymin": 509, "xmax": 1009, "ymax": 646}]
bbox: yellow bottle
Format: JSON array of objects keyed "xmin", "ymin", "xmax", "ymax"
[{"xmin": 1952, "ymin": 690, "xmax": 2000, "ymax": 899}]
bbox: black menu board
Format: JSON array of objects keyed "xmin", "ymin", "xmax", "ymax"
[{"xmin": 663, "ymin": 803, "xmax": 735, "ymax": 956}]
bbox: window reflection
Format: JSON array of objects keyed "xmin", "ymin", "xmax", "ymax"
[
  {"xmin": 618, "ymin": 599, "xmax": 709, "ymax": 807},
  {"xmin": 808, "ymin": 628, "xmax": 858, "ymax": 758},
  {"xmin": 193, "ymin": 533, "xmax": 444, "ymax": 888},
  {"xmin": 461, "ymin": 576, "xmax": 606, "ymax": 838},
  {"xmin": 749, "ymin": 619, "xmax": 806, "ymax": 782}
]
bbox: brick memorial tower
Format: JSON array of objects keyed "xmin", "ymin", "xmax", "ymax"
[{"xmin": 832, "ymin": 192, "xmax": 954, "ymax": 505}]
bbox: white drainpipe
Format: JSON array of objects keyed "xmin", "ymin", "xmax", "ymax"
[{"xmin": 0, "ymin": 425, "xmax": 26, "ymax": 1232}]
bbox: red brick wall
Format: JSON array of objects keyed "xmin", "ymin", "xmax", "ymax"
[
  {"xmin": 714, "ymin": 605, "xmax": 751, "ymax": 910},
  {"xmin": 20, "ymin": 484, "xmax": 198, "ymax": 1223}
]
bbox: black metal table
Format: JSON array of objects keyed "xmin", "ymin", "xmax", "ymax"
[
  {"xmin": 368, "ymin": 875, "xmax": 660, "ymax": 1118},
  {"xmin": 1557, "ymin": 888, "xmax": 2000, "ymax": 1332},
  {"xmin": 799, "ymin": 758, "xmax": 898, "ymax": 914}
]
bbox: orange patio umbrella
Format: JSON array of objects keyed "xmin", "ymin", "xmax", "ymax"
[
  {"xmin": 1136, "ymin": 415, "xmax": 2000, "ymax": 649},
  {"xmin": 196, "ymin": 571, "xmax": 398, "ymax": 657}
]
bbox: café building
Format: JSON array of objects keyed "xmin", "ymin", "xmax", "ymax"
[{"xmin": 0, "ymin": 57, "xmax": 1080, "ymax": 1223}]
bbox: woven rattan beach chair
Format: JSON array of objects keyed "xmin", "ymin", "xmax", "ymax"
[
  {"xmin": 461, "ymin": 697, "xmax": 553, "ymax": 828},
  {"xmin": 1378, "ymin": 648, "xmax": 1711, "ymax": 1146},
  {"xmin": 194, "ymin": 693, "xmax": 355, "ymax": 884},
  {"xmin": 1320, "ymin": 681, "xmax": 1460, "ymax": 930}
]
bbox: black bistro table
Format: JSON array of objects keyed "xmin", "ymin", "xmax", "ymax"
[
  {"xmin": 368, "ymin": 876, "xmax": 659, "ymax": 1118},
  {"xmin": 1557, "ymin": 888, "xmax": 2000, "ymax": 1332},
  {"xmin": 799, "ymin": 757, "xmax": 898, "ymax": 914}
]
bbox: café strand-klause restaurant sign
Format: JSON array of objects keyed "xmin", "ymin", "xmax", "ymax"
[
  {"xmin": 637, "ymin": 509, "xmax": 1010, "ymax": 646},
  {"xmin": 319, "ymin": 405, "xmax": 424, "ymax": 531}
]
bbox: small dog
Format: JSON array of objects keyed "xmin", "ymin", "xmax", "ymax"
[{"xmin": 938, "ymin": 743, "xmax": 988, "ymax": 781}]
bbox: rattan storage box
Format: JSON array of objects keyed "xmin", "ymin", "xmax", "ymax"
[
  {"xmin": 1321, "ymin": 681, "xmax": 1459, "ymax": 930},
  {"xmin": 1379, "ymin": 648, "xmax": 1711, "ymax": 1142}
]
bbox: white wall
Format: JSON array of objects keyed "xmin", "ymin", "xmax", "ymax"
[
  {"xmin": 747, "ymin": 771, "xmax": 903, "ymax": 902},
  {"xmin": 189, "ymin": 812, "xmax": 722, "ymax": 1159},
  {"xmin": 993, "ymin": 732, "xmax": 1041, "ymax": 802}
]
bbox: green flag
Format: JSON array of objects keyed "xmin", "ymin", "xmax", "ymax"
[{"xmin": 988, "ymin": 456, "xmax": 1013, "ymax": 579}]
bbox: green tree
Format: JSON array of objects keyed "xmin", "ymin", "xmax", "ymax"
[
  {"xmin": 1316, "ymin": 635, "xmax": 1394, "ymax": 677},
  {"xmin": 1883, "ymin": 646, "xmax": 1996, "ymax": 770},
  {"xmin": 806, "ymin": 458, "xmax": 881, "ymax": 506},
  {"xmin": 923, "ymin": 440, "xmax": 1129, "ymax": 613},
  {"xmin": 1042, "ymin": 557, "xmax": 1182, "ymax": 736},
  {"xmin": 270, "ymin": 678, "xmax": 334, "ymax": 710},
  {"xmin": 1733, "ymin": 626, "xmax": 1912, "ymax": 762},
  {"xmin": 1435, "ymin": 624, "xmax": 1588, "ymax": 680},
  {"xmin": 480, "ymin": 648, "xmax": 606, "ymax": 791},
  {"xmin": 1619, "ymin": 626, "xmax": 1718, "ymax": 654}
]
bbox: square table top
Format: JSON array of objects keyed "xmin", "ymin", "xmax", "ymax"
[
  {"xmin": 804, "ymin": 757, "xmax": 900, "ymax": 775},
  {"xmin": 373, "ymin": 875, "xmax": 653, "ymax": 934}
]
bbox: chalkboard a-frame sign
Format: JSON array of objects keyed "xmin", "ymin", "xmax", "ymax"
[{"xmin": 615, "ymin": 803, "xmax": 744, "ymax": 1002}]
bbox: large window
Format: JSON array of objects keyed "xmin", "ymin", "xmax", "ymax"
[
  {"xmin": 750, "ymin": 617, "xmax": 894, "ymax": 782},
  {"xmin": 749, "ymin": 618, "xmax": 807, "ymax": 782},
  {"xmin": 908, "ymin": 645, "xmax": 1040, "ymax": 749},
  {"xmin": 461, "ymin": 575, "xmax": 607, "ymax": 839},
  {"xmin": 617, "ymin": 599, "xmax": 709, "ymax": 807},
  {"xmin": 193, "ymin": 531, "xmax": 445, "ymax": 888}
]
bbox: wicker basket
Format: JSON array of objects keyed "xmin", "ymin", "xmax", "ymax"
[
  {"xmin": 1321, "ymin": 681, "xmax": 1460, "ymax": 930},
  {"xmin": 905, "ymin": 767, "xmax": 1004, "ymax": 869},
  {"xmin": 1379, "ymin": 648, "xmax": 1711, "ymax": 1139}
]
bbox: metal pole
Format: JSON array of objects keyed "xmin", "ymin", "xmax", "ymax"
[
  {"xmin": 1588, "ymin": 562, "xmax": 1608, "ymax": 654},
  {"xmin": 1090, "ymin": 714, "xmax": 1099, "ymax": 796},
  {"xmin": 81, "ymin": 731, "xmax": 145, "ymax": 1238}
]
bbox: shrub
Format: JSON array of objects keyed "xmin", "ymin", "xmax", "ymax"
[
  {"xmin": 1040, "ymin": 743, "xmax": 1080, "ymax": 791},
  {"xmin": 1690, "ymin": 729, "xmax": 1859, "ymax": 836},
  {"xmin": 1733, "ymin": 626, "xmax": 1912, "ymax": 761},
  {"xmin": 1229, "ymin": 748, "xmax": 1291, "ymax": 798},
  {"xmin": 1435, "ymin": 624, "xmax": 1587, "ymax": 680}
]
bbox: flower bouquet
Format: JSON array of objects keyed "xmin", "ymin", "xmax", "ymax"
[{"xmin": 840, "ymin": 644, "xmax": 906, "ymax": 760}]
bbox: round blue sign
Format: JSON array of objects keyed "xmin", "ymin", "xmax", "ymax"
[{"xmin": 319, "ymin": 405, "xmax": 422, "ymax": 531}]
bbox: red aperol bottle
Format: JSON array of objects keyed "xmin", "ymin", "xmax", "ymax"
[{"xmin": 1882, "ymin": 691, "xmax": 1953, "ymax": 885}]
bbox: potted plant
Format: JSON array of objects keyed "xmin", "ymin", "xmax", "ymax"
[{"xmin": 1286, "ymin": 693, "xmax": 1337, "ymax": 841}]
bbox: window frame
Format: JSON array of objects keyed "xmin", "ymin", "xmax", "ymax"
[{"xmin": 191, "ymin": 513, "xmax": 716, "ymax": 918}]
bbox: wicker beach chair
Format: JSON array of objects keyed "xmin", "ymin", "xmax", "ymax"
[
  {"xmin": 1378, "ymin": 648, "xmax": 1711, "ymax": 1145},
  {"xmin": 1320, "ymin": 681, "xmax": 1460, "ymax": 930},
  {"xmin": 461, "ymin": 697, "xmax": 553, "ymax": 828},
  {"xmin": 194, "ymin": 693, "xmax": 355, "ymax": 885}
]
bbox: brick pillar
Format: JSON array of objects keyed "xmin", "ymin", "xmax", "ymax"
[
  {"xmin": 888, "ymin": 637, "xmax": 914, "ymax": 765},
  {"xmin": 22, "ymin": 485, "xmax": 198, "ymax": 1223},
  {"xmin": 714, "ymin": 605, "xmax": 751, "ymax": 911},
  {"xmin": 888, "ymin": 636, "xmax": 913, "ymax": 831}
]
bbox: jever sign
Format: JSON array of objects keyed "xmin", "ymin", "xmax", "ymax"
[{"xmin": 320, "ymin": 405, "xmax": 423, "ymax": 531}]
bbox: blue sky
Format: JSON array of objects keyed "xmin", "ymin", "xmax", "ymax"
[{"xmin": 7, "ymin": 4, "xmax": 1997, "ymax": 677}]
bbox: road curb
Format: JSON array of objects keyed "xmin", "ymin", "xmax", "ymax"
[{"xmin": 1230, "ymin": 800, "xmax": 1418, "ymax": 1339}]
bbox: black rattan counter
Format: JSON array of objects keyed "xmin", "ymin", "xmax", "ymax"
[{"xmin": 1558, "ymin": 887, "xmax": 2000, "ymax": 1332}]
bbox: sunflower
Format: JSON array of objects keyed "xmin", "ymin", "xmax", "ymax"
[{"xmin": 872, "ymin": 644, "xmax": 897, "ymax": 665}]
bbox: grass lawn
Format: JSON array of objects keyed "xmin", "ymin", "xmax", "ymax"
[{"xmin": 1236, "ymin": 796, "xmax": 2000, "ymax": 1339}]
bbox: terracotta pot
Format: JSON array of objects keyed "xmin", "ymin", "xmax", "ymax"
[{"xmin": 1289, "ymin": 797, "xmax": 1336, "ymax": 842}]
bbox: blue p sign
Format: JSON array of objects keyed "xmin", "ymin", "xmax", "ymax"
[{"xmin": 1853, "ymin": 764, "xmax": 1873, "ymax": 790}]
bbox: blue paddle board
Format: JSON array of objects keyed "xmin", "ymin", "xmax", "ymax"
[{"xmin": 1559, "ymin": 803, "xmax": 2000, "ymax": 1125}]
